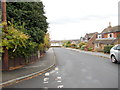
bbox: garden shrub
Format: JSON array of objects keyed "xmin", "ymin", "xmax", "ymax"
[
  {"xmin": 104, "ymin": 45, "xmax": 114, "ymax": 53},
  {"xmin": 63, "ymin": 41, "xmax": 71, "ymax": 47},
  {"xmin": 65, "ymin": 44, "xmax": 71, "ymax": 47},
  {"xmin": 80, "ymin": 45, "xmax": 87, "ymax": 50},
  {"xmin": 88, "ymin": 47, "xmax": 93, "ymax": 51},
  {"xmin": 78, "ymin": 42, "xmax": 87, "ymax": 48},
  {"xmin": 71, "ymin": 44, "xmax": 77, "ymax": 48}
]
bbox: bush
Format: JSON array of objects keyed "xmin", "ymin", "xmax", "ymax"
[
  {"xmin": 80, "ymin": 45, "xmax": 87, "ymax": 50},
  {"xmin": 104, "ymin": 45, "xmax": 114, "ymax": 53},
  {"xmin": 65, "ymin": 44, "xmax": 71, "ymax": 47},
  {"xmin": 63, "ymin": 41, "xmax": 71, "ymax": 47},
  {"xmin": 71, "ymin": 44, "xmax": 77, "ymax": 48},
  {"xmin": 78, "ymin": 42, "xmax": 87, "ymax": 48},
  {"xmin": 88, "ymin": 47, "xmax": 93, "ymax": 51}
]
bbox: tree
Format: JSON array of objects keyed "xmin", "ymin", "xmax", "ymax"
[
  {"xmin": 44, "ymin": 33, "xmax": 50, "ymax": 49},
  {"xmin": 5, "ymin": 2, "xmax": 48, "ymax": 58},
  {"xmin": 6, "ymin": 2, "xmax": 48, "ymax": 44}
]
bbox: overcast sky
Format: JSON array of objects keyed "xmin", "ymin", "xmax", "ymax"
[{"xmin": 42, "ymin": 0, "xmax": 119, "ymax": 40}]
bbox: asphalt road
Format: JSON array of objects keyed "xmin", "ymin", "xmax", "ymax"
[{"xmin": 5, "ymin": 47, "xmax": 118, "ymax": 88}]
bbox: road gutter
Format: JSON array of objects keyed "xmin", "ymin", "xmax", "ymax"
[{"xmin": 65, "ymin": 48, "xmax": 110, "ymax": 59}]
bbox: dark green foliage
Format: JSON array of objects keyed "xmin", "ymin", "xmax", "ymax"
[
  {"xmin": 104, "ymin": 45, "xmax": 114, "ymax": 53},
  {"xmin": 65, "ymin": 41, "xmax": 71, "ymax": 47},
  {"xmin": 6, "ymin": 2, "xmax": 48, "ymax": 58},
  {"xmin": 6, "ymin": 2, "xmax": 48, "ymax": 43},
  {"xmin": 65, "ymin": 44, "xmax": 71, "ymax": 47},
  {"xmin": 117, "ymin": 34, "xmax": 120, "ymax": 39},
  {"xmin": 66, "ymin": 41, "xmax": 71, "ymax": 44}
]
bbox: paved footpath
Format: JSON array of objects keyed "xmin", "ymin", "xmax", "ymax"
[
  {"xmin": 65, "ymin": 48, "xmax": 110, "ymax": 59},
  {"xmin": 1, "ymin": 48, "xmax": 56, "ymax": 87}
]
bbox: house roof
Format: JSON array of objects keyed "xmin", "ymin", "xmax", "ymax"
[
  {"xmin": 102, "ymin": 25, "xmax": 120, "ymax": 33},
  {"xmin": 94, "ymin": 39, "xmax": 118, "ymax": 44},
  {"xmin": 85, "ymin": 32, "xmax": 98, "ymax": 38}
]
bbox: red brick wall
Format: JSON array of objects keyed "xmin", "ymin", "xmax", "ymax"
[
  {"xmin": 104, "ymin": 34, "xmax": 108, "ymax": 38},
  {"xmin": 103, "ymin": 32, "xmax": 120, "ymax": 38},
  {"xmin": 114, "ymin": 32, "xmax": 120, "ymax": 38}
]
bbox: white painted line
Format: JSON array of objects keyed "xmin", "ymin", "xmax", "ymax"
[
  {"xmin": 55, "ymin": 67, "xmax": 59, "ymax": 71},
  {"xmin": 57, "ymin": 77, "xmax": 61, "ymax": 80},
  {"xmin": 44, "ymin": 87, "xmax": 48, "ymax": 89},
  {"xmin": 44, "ymin": 81, "xmax": 48, "ymax": 84},
  {"xmin": 45, "ymin": 73, "xmax": 50, "ymax": 76},
  {"xmin": 49, "ymin": 70, "xmax": 56, "ymax": 74},
  {"xmin": 56, "ymin": 72, "xmax": 59, "ymax": 74},
  {"xmin": 57, "ymin": 81, "xmax": 62, "ymax": 83},
  {"xmin": 57, "ymin": 85, "xmax": 63, "ymax": 88},
  {"xmin": 44, "ymin": 78, "xmax": 49, "ymax": 82},
  {"xmin": 55, "ymin": 77, "xmax": 62, "ymax": 80}
]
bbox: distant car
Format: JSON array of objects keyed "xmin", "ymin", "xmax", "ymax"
[{"xmin": 110, "ymin": 44, "xmax": 120, "ymax": 63}]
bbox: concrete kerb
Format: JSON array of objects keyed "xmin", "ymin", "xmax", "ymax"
[
  {"xmin": 0, "ymin": 48, "xmax": 56, "ymax": 88},
  {"xmin": 65, "ymin": 48, "xmax": 110, "ymax": 59}
]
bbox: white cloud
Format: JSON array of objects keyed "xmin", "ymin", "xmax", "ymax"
[{"xmin": 42, "ymin": 0, "xmax": 119, "ymax": 40}]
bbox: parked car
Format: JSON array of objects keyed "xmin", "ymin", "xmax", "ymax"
[{"xmin": 110, "ymin": 44, "xmax": 120, "ymax": 63}]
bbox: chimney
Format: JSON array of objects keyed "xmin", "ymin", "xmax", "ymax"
[{"xmin": 108, "ymin": 22, "xmax": 112, "ymax": 28}]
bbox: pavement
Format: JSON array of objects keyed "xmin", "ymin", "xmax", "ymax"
[
  {"xmin": 65, "ymin": 48, "xmax": 110, "ymax": 59},
  {"xmin": 1, "ymin": 48, "xmax": 56, "ymax": 87}
]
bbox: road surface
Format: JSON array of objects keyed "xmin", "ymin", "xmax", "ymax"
[{"xmin": 5, "ymin": 47, "xmax": 118, "ymax": 88}]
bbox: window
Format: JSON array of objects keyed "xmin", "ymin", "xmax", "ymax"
[
  {"xmin": 113, "ymin": 45, "xmax": 120, "ymax": 50},
  {"xmin": 113, "ymin": 46, "xmax": 117, "ymax": 50},
  {"xmin": 116, "ymin": 45, "xmax": 120, "ymax": 50},
  {"xmin": 98, "ymin": 34, "xmax": 102, "ymax": 38},
  {"xmin": 108, "ymin": 33, "xmax": 114, "ymax": 38},
  {"xmin": 96, "ymin": 43, "xmax": 99, "ymax": 47},
  {"xmin": 109, "ymin": 34, "xmax": 112, "ymax": 37}
]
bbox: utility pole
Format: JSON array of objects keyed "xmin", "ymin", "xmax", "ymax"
[{"xmin": 2, "ymin": 0, "xmax": 9, "ymax": 70}]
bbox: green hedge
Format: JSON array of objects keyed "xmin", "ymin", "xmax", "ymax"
[
  {"xmin": 78, "ymin": 42, "xmax": 86, "ymax": 48},
  {"xmin": 80, "ymin": 45, "xmax": 86, "ymax": 50},
  {"xmin": 88, "ymin": 47, "xmax": 93, "ymax": 51},
  {"xmin": 71, "ymin": 44, "xmax": 77, "ymax": 48},
  {"xmin": 103, "ymin": 45, "xmax": 114, "ymax": 53}
]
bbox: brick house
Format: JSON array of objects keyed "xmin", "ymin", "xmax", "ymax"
[
  {"xmin": 86, "ymin": 32, "xmax": 98, "ymax": 49},
  {"xmin": 94, "ymin": 23, "xmax": 120, "ymax": 51},
  {"xmin": 80, "ymin": 32, "xmax": 98, "ymax": 43}
]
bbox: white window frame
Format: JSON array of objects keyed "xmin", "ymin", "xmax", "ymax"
[
  {"xmin": 96, "ymin": 43, "xmax": 99, "ymax": 48},
  {"xmin": 97, "ymin": 34, "xmax": 102, "ymax": 39},
  {"xmin": 108, "ymin": 33, "xmax": 114, "ymax": 38}
]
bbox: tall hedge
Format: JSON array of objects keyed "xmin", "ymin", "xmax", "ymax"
[
  {"xmin": 6, "ymin": 2, "xmax": 48, "ymax": 43},
  {"xmin": 104, "ymin": 45, "xmax": 114, "ymax": 53},
  {"xmin": 6, "ymin": 2, "xmax": 49, "ymax": 58}
]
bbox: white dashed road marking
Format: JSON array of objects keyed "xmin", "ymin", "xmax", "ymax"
[
  {"xmin": 44, "ymin": 78, "xmax": 49, "ymax": 82},
  {"xmin": 45, "ymin": 73, "xmax": 50, "ymax": 76},
  {"xmin": 44, "ymin": 81, "xmax": 48, "ymax": 84},
  {"xmin": 57, "ymin": 81, "xmax": 62, "ymax": 83},
  {"xmin": 55, "ymin": 67, "xmax": 59, "ymax": 71},
  {"xmin": 57, "ymin": 85, "xmax": 64, "ymax": 88},
  {"xmin": 44, "ymin": 87, "xmax": 48, "ymax": 89},
  {"xmin": 56, "ymin": 77, "xmax": 61, "ymax": 80},
  {"xmin": 43, "ymin": 67, "xmax": 64, "ymax": 88},
  {"xmin": 49, "ymin": 70, "xmax": 56, "ymax": 74},
  {"xmin": 56, "ymin": 72, "xmax": 59, "ymax": 74}
]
